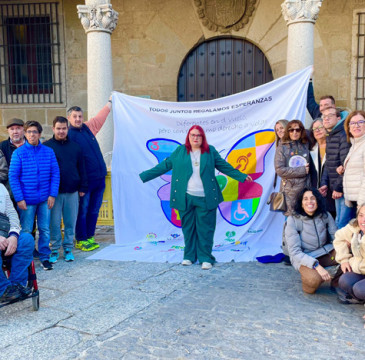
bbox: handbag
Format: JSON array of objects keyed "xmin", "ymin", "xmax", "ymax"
[
  {"xmin": 267, "ymin": 191, "xmax": 287, "ymax": 212},
  {"xmin": 0, "ymin": 212, "xmax": 10, "ymax": 238},
  {"xmin": 267, "ymin": 175, "xmax": 287, "ymax": 212}
]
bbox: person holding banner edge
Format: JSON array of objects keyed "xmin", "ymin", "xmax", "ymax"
[{"xmin": 139, "ymin": 125, "xmax": 252, "ymax": 270}]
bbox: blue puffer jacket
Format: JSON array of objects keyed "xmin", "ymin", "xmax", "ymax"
[{"xmin": 9, "ymin": 141, "xmax": 60, "ymax": 205}]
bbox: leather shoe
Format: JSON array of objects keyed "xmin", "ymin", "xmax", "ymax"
[{"xmin": 0, "ymin": 285, "xmax": 21, "ymax": 303}]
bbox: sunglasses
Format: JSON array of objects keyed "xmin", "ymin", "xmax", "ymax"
[
  {"xmin": 288, "ymin": 128, "xmax": 302, "ymax": 133},
  {"xmin": 312, "ymin": 125, "xmax": 324, "ymax": 132}
]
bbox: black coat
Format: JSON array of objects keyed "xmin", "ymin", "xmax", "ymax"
[
  {"xmin": 320, "ymin": 121, "xmax": 350, "ymax": 193},
  {"xmin": 0, "ymin": 138, "xmax": 19, "ymax": 165},
  {"xmin": 43, "ymin": 136, "xmax": 88, "ymax": 194}
]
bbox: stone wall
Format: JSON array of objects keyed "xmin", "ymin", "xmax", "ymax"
[{"xmin": 0, "ymin": 0, "xmax": 362, "ymax": 141}]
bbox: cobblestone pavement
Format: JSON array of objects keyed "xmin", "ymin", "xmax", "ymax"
[{"xmin": 1, "ymin": 227, "xmax": 365, "ymax": 360}]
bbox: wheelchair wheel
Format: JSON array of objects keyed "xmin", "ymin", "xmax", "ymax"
[{"xmin": 32, "ymin": 291, "xmax": 39, "ymax": 311}]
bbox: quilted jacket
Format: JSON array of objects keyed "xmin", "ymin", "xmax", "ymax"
[
  {"xmin": 285, "ymin": 212, "xmax": 336, "ymax": 271},
  {"xmin": 343, "ymin": 134, "xmax": 365, "ymax": 205},
  {"xmin": 8, "ymin": 141, "xmax": 60, "ymax": 205},
  {"xmin": 320, "ymin": 120, "xmax": 351, "ymax": 193}
]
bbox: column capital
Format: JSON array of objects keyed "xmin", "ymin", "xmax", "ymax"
[
  {"xmin": 281, "ymin": 0, "xmax": 323, "ymax": 25},
  {"xmin": 77, "ymin": 3, "xmax": 118, "ymax": 34}
]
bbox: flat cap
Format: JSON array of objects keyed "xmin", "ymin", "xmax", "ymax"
[{"xmin": 6, "ymin": 118, "xmax": 24, "ymax": 128}]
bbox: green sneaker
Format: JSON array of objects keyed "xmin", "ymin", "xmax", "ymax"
[
  {"xmin": 75, "ymin": 240, "xmax": 95, "ymax": 252},
  {"xmin": 87, "ymin": 237, "xmax": 100, "ymax": 250}
]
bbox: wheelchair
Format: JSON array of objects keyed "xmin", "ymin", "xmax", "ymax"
[{"xmin": 0, "ymin": 253, "xmax": 40, "ymax": 311}]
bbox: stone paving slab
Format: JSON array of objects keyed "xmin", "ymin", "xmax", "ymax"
[
  {"xmin": 1, "ymin": 327, "xmax": 82, "ymax": 360},
  {"xmin": 2, "ymin": 231, "xmax": 365, "ymax": 360}
]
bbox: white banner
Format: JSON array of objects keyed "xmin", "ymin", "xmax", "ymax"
[{"xmin": 89, "ymin": 66, "xmax": 312, "ymax": 263}]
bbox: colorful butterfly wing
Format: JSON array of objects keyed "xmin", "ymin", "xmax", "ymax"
[
  {"xmin": 146, "ymin": 138, "xmax": 182, "ymax": 227},
  {"xmin": 217, "ymin": 130, "xmax": 275, "ymax": 226}
]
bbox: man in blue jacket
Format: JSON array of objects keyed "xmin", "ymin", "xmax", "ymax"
[
  {"xmin": 67, "ymin": 98, "xmax": 111, "ymax": 251},
  {"xmin": 9, "ymin": 121, "xmax": 60, "ymax": 270},
  {"xmin": 307, "ymin": 80, "xmax": 349, "ymax": 121},
  {"xmin": 44, "ymin": 116, "xmax": 88, "ymax": 263}
]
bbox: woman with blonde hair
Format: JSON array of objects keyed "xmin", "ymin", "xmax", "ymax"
[{"xmin": 274, "ymin": 119, "xmax": 289, "ymax": 147}]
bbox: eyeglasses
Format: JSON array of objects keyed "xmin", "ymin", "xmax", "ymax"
[
  {"xmin": 26, "ymin": 130, "xmax": 39, "ymax": 135},
  {"xmin": 312, "ymin": 125, "xmax": 324, "ymax": 132},
  {"xmin": 288, "ymin": 128, "xmax": 302, "ymax": 133},
  {"xmin": 190, "ymin": 134, "xmax": 202, "ymax": 138},
  {"xmin": 322, "ymin": 114, "xmax": 337, "ymax": 120},
  {"xmin": 349, "ymin": 120, "xmax": 365, "ymax": 127}
]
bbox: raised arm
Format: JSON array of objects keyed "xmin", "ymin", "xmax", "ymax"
[
  {"xmin": 85, "ymin": 97, "xmax": 112, "ymax": 136},
  {"xmin": 307, "ymin": 81, "xmax": 319, "ymax": 119}
]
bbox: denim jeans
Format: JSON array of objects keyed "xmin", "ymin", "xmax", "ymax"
[
  {"xmin": 0, "ymin": 232, "xmax": 34, "ymax": 296},
  {"xmin": 19, "ymin": 200, "xmax": 51, "ymax": 262},
  {"xmin": 338, "ymin": 272, "xmax": 365, "ymax": 300},
  {"xmin": 50, "ymin": 192, "xmax": 79, "ymax": 251},
  {"xmin": 335, "ymin": 196, "xmax": 356, "ymax": 229},
  {"xmin": 75, "ymin": 178, "xmax": 105, "ymax": 241}
]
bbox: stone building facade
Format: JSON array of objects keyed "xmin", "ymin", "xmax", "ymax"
[{"xmin": 0, "ymin": 0, "xmax": 364, "ymax": 145}]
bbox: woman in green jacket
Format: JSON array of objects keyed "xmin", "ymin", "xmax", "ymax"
[{"xmin": 140, "ymin": 125, "xmax": 252, "ymax": 270}]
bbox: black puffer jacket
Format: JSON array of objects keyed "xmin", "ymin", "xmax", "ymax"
[{"xmin": 320, "ymin": 120, "xmax": 350, "ymax": 193}]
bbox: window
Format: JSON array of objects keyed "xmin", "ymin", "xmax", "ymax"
[
  {"xmin": 0, "ymin": 2, "xmax": 62, "ymax": 104},
  {"xmin": 355, "ymin": 12, "xmax": 365, "ymax": 109}
]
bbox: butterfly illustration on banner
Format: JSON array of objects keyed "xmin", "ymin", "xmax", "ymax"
[{"xmin": 146, "ymin": 130, "xmax": 275, "ymax": 227}]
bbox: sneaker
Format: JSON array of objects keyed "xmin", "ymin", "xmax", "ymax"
[
  {"xmin": 75, "ymin": 240, "xmax": 95, "ymax": 251},
  {"xmin": 336, "ymin": 287, "xmax": 364, "ymax": 304},
  {"xmin": 201, "ymin": 262, "xmax": 213, "ymax": 270},
  {"xmin": 49, "ymin": 251, "xmax": 59, "ymax": 264},
  {"xmin": 15, "ymin": 284, "xmax": 32, "ymax": 299},
  {"xmin": 41, "ymin": 260, "xmax": 53, "ymax": 271},
  {"xmin": 87, "ymin": 237, "xmax": 100, "ymax": 250},
  {"xmin": 0, "ymin": 285, "xmax": 21, "ymax": 303},
  {"xmin": 181, "ymin": 259, "xmax": 193, "ymax": 266},
  {"xmin": 64, "ymin": 249, "xmax": 75, "ymax": 262}
]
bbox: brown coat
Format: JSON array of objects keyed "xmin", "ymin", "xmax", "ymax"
[{"xmin": 274, "ymin": 140, "xmax": 310, "ymax": 216}]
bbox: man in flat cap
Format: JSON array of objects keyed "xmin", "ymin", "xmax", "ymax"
[
  {"xmin": 0, "ymin": 118, "xmax": 26, "ymax": 167},
  {"xmin": 0, "ymin": 118, "xmax": 26, "ymax": 194}
]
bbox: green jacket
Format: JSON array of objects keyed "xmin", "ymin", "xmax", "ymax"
[{"xmin": 139, "ymin": 145, "xmax": 248, "ymax": 211}]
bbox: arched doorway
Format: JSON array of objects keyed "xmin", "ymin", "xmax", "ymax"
[{"xmin": 177, "ymin": 37, "xmax": 273, "ymax": 102}]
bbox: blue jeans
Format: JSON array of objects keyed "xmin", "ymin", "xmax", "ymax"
[
  {"xmin": 75, "ymin": 178, "xmax": 105, "ymax": 241},
  {"xmin": 50, "ymin": 192, "xmax": 79, "ymax": 251},
  {"xmin": 0, "ymin": 232, "xmax": 34, "ymax": 296},
  {"xmin": 19, "ymin": 200, "xmax": 51, "ymax": 262},
  {"xmin": 339, "ymin": 272, "xmax": 365, "ymax": 300},
  {"xmin": 335, "ymin": 197, "xmax": 356, "ymax": 229}
]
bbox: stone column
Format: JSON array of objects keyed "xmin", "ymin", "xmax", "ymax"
[
  {"xmin": 77, "ymin": 1, "xmax": 118, "ymax": 166},
  {"xmin": 281, "ymin": 0, "xmax": 323, "ymax": 74}
]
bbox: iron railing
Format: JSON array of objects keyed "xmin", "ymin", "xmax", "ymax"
[
  {"xmin": 0, "ymin": 2, "xmax": 62, "ymax": 104},
  {"xmin": 356, "ymin": 12, "xmax": 365, "ymax": 109}
]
